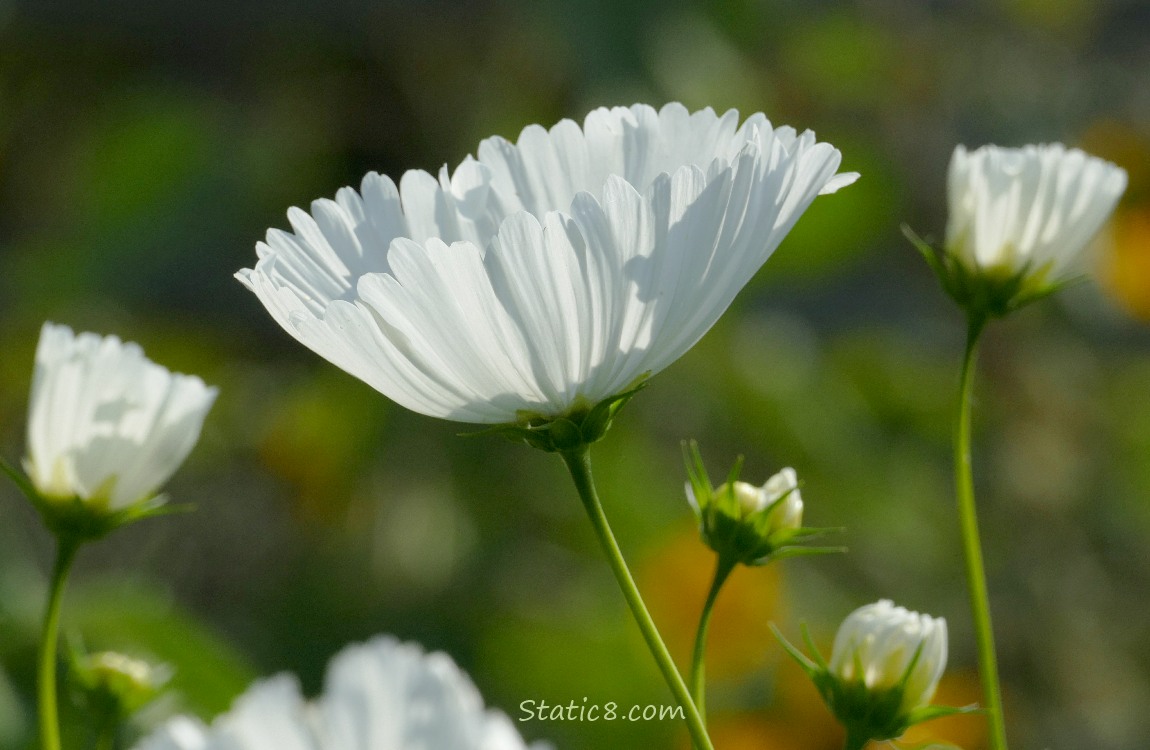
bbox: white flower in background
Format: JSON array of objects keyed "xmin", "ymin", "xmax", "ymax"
[
  {"xmin": 134, "ymin": 636, "xmax": 545, "ymax": 750},
  {"xmin": 946, "ymin": 143, "xmax": 1126, "ymax": 283},
  {"xmin": 916, "ymin": 142, "xmax": 1127, "ymax": 318},
  {"xmin": 23, "ymin": 323, "xmax": 217, "ymax": 513},
  {"xmin": 239, "ymin": 103, "xmax": 857, "ymax": 427},
  {"xmin": 829, "ymin": 599, "xmax": 947, "ymax": 715}
]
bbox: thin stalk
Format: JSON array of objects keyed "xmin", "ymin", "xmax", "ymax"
[
  {"xmin": 559, "ymin": 447, "xmax": 713, "ymax": 750},
  {"xmin": 93, "ymin": 716, "xmax": 119, "ymax": 750},
  {"xmin": 843, "ymin": 730, "xmax": 869, "ymax": 750},
  {"xmin": 955, "ymin": 317, "xmax": 1008, "ymax": 750},
  {"xmin": 689, "ymin": 555, "xmax": 735, "ymax": 726},
  {"xmin": 39, "ymin": 537, "xmax": 80, "ymax": 750}
]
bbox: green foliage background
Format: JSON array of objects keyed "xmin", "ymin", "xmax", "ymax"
[{"xmin": 1, "ymin": 0, "xmax": 1149, "ymax": 748}]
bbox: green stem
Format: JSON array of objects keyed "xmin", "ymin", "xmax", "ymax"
[
  {"xmin": 843, "ymin": 731, "xmax": 869, "ymax": 750},
  {"xmin": 689, "ymin": 555, "xmax": 735, "ymax": 727},
  {"xmin": 559, "ymin": 447, "xmax": 713, "ymax": 750},
  {"xmin": 39, "ymin": 537, "xmax": 80, "ymax": 750},
  {"xmin": 93, "ymin": 715, "xmax": 119, "ymax": 750},
  {"xmin": 955, "ymin": 317, "xmax": 1009, "ymax": 750}
]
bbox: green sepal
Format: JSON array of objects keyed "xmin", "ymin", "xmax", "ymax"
[
  {"xmin": 904, "ymin": 223, "xmax": 1079, "ymax": 320},
  {"xmin": 579, "ymin": 379, "xmax": 648, "ymax": 443},
  {"xmin": 682, "ymin": 439, "xmax": 713, "ymax": 516},
  {"xmin": 904, "ymin": 702, "xmax": 981, "ymax": 725},
  {"xmin": 459, "ymin": 377, "xmax": 649, "ymax": 453},
  {"xmin": 547, "ymin": 418, "xmax": 584, "ymax": 452},
  {"xmin": 0, "ymin": 454, "xmax": 179, "ymax": 543},
  {"xmin": 770, "ymin": 622, "xmax": 821, "ymax": 679},
  {"xmin": 0, "ymin": 454, "xmax": 39, "ymax": 502},
  {"xmin": 755, "ymin": 544, "xmax": 847, "ymax": 564}
]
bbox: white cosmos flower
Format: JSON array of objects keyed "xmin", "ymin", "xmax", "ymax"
[
  {"xmin": 946, "ymin": 143, "xmax": 1127, "ymax": 285},
  {"xmin": 829, "ymin": 599, "xmax": 948, "ymax": 715},
  {"xmin": 24, "ymin": 323, "xmax": 217, "ymax": 511},
  {"xmin": 238, "ymin": 103, "xmax": 857, "ymax": 424},
  {"xmin": 134, "ymin": 636, "xmax": 545, "ymax": 750}
]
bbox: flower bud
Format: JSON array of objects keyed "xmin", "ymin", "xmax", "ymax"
[
  {"xmin": 774, "ymin": 599, "xmax": 969, "ymax": 749},
  {"xmin": 683, "ymin": 442, "xmax": 832, "ymax": 567},
  {"xmin": 725, "ymin": 467, "xmax": 802, "ymax": 523},
  {"xmin": 829, "ymin": 600, "xmax": 947, "ymax": 716}
]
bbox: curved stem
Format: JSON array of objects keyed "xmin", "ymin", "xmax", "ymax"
[
  {"xmin": 955, "ymin": 317, "xmax": 1009, "ymax": 750},
  {"xmin": 689, "ymin": 555, "xmax": 734, "ymax": 727},
  {"xmin": 559, "ymin": 448, "xmax": 713, "ymax": 750},
  {"xmin": 39, "ymin": 537, "xmax": 80, "ymax": 750}
]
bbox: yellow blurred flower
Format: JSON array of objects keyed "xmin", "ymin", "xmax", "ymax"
[
  {"xmin": 639, "ymin": 524, "xmax": 783, "ymax": 682},
  {"xmin": 1101, "ymin": 206, "xmax": 1150, "ymax": 320}
]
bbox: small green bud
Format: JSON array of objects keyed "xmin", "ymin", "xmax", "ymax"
[{"xmin": 683, "ymin": 441, "xmax": 838, "ymax": 567}]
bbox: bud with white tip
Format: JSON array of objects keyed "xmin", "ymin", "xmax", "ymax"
[
  {"xmin": 683, "ymin": 441, "xmax": 836, "ymax": 567},
  {"xmin": 830, "ymin": 600, "xmax": 948, "ymax": 716},
  {"xmin": 774, "ymin": 600, "xmax": 974, "ymax": 750}
]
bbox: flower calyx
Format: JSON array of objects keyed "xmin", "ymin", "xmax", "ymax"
[
  {"xmin": 904, "ymin": 224, "xmax": 1073, "ymax": 321},
  {"xmin": 0, "ymin": 455, "xmax": 185, "ymax": 543},
  {"xmin": 683, "ymin": 440, "xmax": 841, "ymax": 567},
  {"xmin": 462, "ymin": 380, "xmax": 648, "ymax": 453}
]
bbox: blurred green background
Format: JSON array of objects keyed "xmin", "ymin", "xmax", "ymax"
[{"xmin": 1, "ymin": 0, "xmax": 1149, "ymax": 748}]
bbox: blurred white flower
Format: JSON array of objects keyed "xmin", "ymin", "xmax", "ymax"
[
  {"xmin": 829, "ymin": 599, "xmax": 948, "ymax": 715},
  {"xmin": 23, "ymin": 323, "xmax": 217, "ymax": 512},
  {"xmin": 73, "ymin": 651, "xmax": 171, "ymax": 714},
  {"xmin": 239, "ymin": 103, "xmax": 857, "ymax": 425},
  {"xmin": 946, "ymin": 143, "xmax": 1126, "ymax": 288},
  {"xmin": 134, "ymin": 636, "xmax": 544, "ymax": 750}
]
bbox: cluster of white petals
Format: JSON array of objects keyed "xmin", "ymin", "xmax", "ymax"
[
  {"xmin": 829, "ymin": 599, "xmax": 948, "ymax": 714},
  {"xmin": 731, "ymin": 467, "xmax": 802, "ymax": 528},
  {"xmin": 24, "ymin": 323, "xmax": 217, "ymax": 510},
  {"xmin": 945, "ymin": 143, "xmax": 1127, "ymax": 283},
  {"xmin": 135, "ymin": 636, "xmax": 543, "ymax": 750},
  {"xmin": 239, "ymin": 103, "xmax": 857, "ymax": 424}
]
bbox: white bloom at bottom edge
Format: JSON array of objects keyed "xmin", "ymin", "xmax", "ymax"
[
  {"xmin": 24, "ymin": 323, "xmax": 218, "ymax": 511},
  {"xmin": 133, "ymin": 636, "xmax": 549, "ymax": 750}
]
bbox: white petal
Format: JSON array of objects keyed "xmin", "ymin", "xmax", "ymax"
[
  {"xmin": 133, "ymin": 637, "xmax": 538, "ymax": 750},
  {"xmin": 945, "ymin": 143, "xmax": 1127, "ymax": 281}
]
